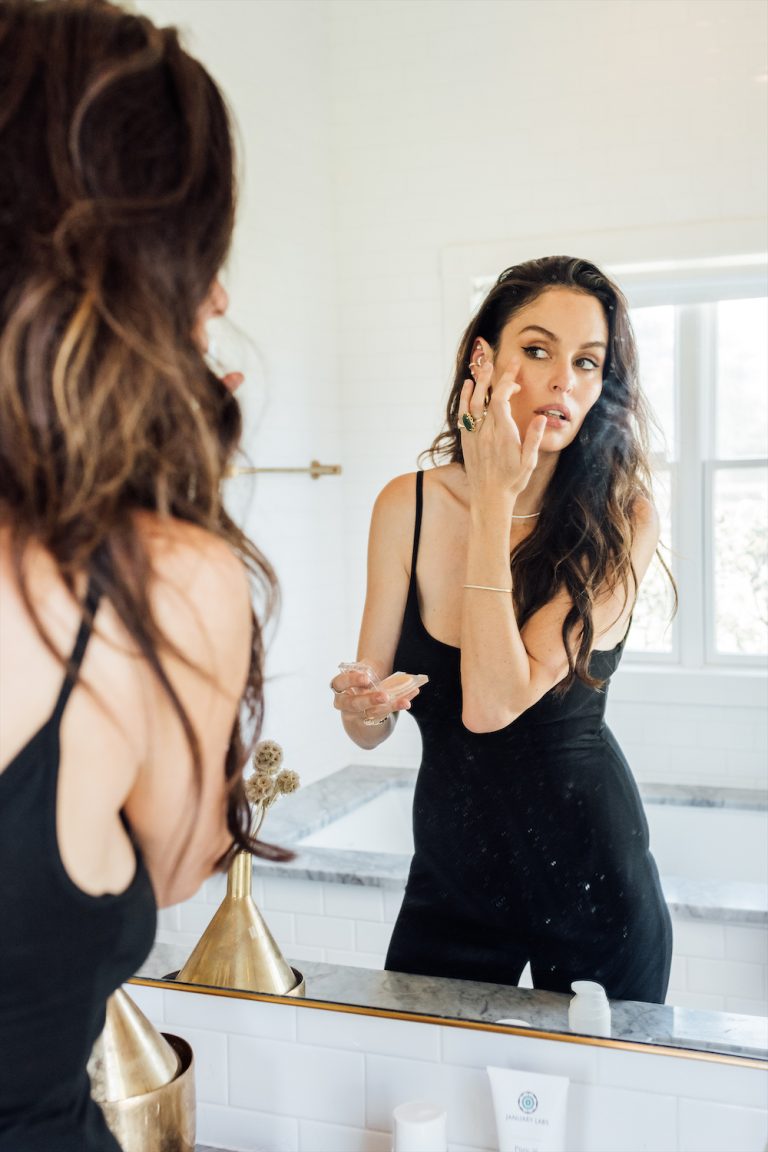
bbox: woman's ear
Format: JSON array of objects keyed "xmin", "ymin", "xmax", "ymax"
[{"xmin": 473, "ymin": 336, "xmax": 494, "ymax": 365}]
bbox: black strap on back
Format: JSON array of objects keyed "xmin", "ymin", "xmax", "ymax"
[
  {"xmin": 410, "ymin": 470, "xmax": 424, "ymax": 579},
  {"xmin": 51, "ymin": 578, "xmax": 102, "ymax": 723}
]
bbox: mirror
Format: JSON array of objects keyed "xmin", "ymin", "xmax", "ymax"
[{"xmin": 135, "ymin": 0, "xmax": 768, "ymax": 1051}]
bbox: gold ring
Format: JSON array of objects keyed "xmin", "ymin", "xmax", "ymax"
[
  {"xmin": 459, "ymin": 411, "xmax": 487, "ymax": 433},
  {"xmin": 362, "ymin": 712, "xmax": 388, "ymax": 727}
]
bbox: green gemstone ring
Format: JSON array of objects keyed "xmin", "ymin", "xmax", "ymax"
[{"xmin": 460, "ymin": 411, "xmax": 485, "ymax": 433}]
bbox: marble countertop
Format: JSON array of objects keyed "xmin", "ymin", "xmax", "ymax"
[
  {"xmin": 258, "ymin": 764, "xmax": 768, "ymax": 924},
  {"xmin": 135, "ymin": 941, "xmax": 768, "ymax": 1063}
]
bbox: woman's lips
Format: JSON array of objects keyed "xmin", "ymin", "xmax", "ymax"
[{"xmin": 535, "ymin": 405, "xmax": 572, "ymax": 429}]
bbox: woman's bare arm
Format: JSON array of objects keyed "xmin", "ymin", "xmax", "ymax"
[
  {"xmin": 460, "ymin": 496, "xmax": 659, "ymax": 732},
  {"xmin": 334, "ymin": 474, "xmax": 425, "ymax": 748}
]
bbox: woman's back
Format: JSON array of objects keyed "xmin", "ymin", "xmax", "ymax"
[
  {"xmin": 0, "ymin": 519, "xmax": 255, "ymax": 1149},
  {"xmin": 0, "ymin": 517, "xmax": 255, "ymax": 906},
  {"xmin": 0, "ymin": 549, "xmax": 154, "ymax": 1151}
]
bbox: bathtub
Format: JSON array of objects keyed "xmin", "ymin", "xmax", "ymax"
[
  {"xmin": 298, "ymin": 780, "xmax": 768, "ymax": 887},
  {"xmin": 202, "ymin": 764, "xmax": 767, "ymax": 1015}
]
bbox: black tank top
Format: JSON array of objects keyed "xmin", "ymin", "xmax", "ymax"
[
  {"xmin": 395, "ymin": 470, "xmax": 626, "ymax": 742},
  {"xmin": 0, "ymin": 582, "xmax": 156, "ymax": 1152}
]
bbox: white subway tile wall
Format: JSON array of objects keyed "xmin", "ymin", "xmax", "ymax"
[
  {"xmin": 606, "ymin": 698, "xmax": 768, "ymax": 792},
  {"xmin": 677, "ymin": 1099, "xmax": 768, "ymax": 1152},
  {"xmin": 135, "ymin": 0, "xmax": 350, "ymax": 793},
  {"xmin": 158, "ymin": 874, "xmax": 768, "ymax": 1018},
  {"xmin": 125, "ymin": 984, "xmax": 768, "ymax": 1152}
]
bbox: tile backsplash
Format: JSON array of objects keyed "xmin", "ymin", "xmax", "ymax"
[
  {"xmin": 158, "ymin": 872, "xmax": 768, "ymax": 1019},
  {"xmin": 128, "ymin": 982, "xmax": 768, "ymax": 1152}
]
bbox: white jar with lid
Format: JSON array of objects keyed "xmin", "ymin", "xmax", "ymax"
[
  {"xmin": 568, "ymin": 980, "xmax": 611, "ymax": 1037},
  {"xmin": 392, "ymin": 1100, "xmax": 447, "ymax": 1151}
]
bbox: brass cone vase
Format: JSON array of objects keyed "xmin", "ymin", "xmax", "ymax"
[
  {"xmin": 176, "ymin": 851, "xmax": 304, "ymax": 995},
  {"xmin": 88, "ymin": 988, "xmax": 195, "ymax": 1152},
  {"xmin": 88, "ymin": 987, "xmax": 179, "ymax": 1101}
]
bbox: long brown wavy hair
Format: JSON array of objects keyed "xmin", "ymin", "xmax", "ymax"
[
  {"xmin": 0, "ymin": 0, "xmax": 290, "ymax": 864},
  {"xmin": 425, "ymin": 255, "xmax": 676, "ymax": 692}
]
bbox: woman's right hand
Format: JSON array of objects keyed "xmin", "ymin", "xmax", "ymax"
[
  {"xmin": 330, "ymin": 665, "xmax": 389, "ymax": 726},
  {"xmin": 329, "ymin": 666, "xmax": 421, "ymax": 727}
]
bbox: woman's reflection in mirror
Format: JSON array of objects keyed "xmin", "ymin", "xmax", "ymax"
[{"xmin": 331, "ymin": 256, "xmax": 677, "ymax": 1003}]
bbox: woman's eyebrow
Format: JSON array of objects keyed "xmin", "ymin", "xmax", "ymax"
[{"xmin": 518, "ymin": 324, "xmax": 607, "ymax": 350}]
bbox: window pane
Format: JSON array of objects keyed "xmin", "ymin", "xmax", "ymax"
[
  {"xmin": 714, "ymin": 467, "xmax": 768, "ymax": 656},
  {"xmin": 716, "ymin": 298, "xmax": 768, "ymax": 459},
  {"xmin": 625, "ymin": 468, "xmax": 675, "ymax": 654},
  {"xmin": 632, "ymin": 305, "xmax": 675, "ymax": 459}
]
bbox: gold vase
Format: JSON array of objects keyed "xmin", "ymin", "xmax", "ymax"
[
  {"xmin": 175, "ymin": 851, "xmax": 304, "ymax": 996},
  {"xmin": 88, "ymin": 988, "xmax": 179, "ymax": 1101},
  {"xmin": 89, "ymin": 988, "xmax": 195, "ymax": 1152}
]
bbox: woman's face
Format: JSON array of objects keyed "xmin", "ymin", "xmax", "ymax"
[{"xmin": 492, "ymin": 287, "xmax": 608, "ymax": 449}]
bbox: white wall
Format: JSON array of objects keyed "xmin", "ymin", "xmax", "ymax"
[{"xmin": 136, "ymin": 0, "xmax": 351, "ymax": 783}]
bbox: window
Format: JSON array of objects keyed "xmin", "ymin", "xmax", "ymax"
[{"xmin": 622, "ymin": 267, "xmax": 767, "ymax": 667}]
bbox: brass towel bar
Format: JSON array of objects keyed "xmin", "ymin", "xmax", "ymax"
[{"xmin": 227, "ymin": 460, "xmax": 341, "ymax": 480}]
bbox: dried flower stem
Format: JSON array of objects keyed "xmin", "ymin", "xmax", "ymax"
[{"xmin": 245, "ymin": 740, "xmax": 300, "ymax": 842}]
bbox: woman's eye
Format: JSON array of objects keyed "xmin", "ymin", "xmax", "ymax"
[
  {"xmin": 523, "ymin": 346, "xmax": 548, "ymax": 360},
  {"xmin": 575, "ymin": 356, "xmax": 600, "ymax": 371}
]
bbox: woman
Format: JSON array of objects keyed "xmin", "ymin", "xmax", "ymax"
[
  {"xmin": 331, "ymin": 256, "xmax": 674, "ymax": 1004},
  {"xmin": 0, "ymin": 2, "xmax": 285, "ymax": 1148}
]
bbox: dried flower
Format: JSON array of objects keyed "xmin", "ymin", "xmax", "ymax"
[
  {"xmin": 275, "ymin": 769, "xmax": 300, "ymax": 795},
  {"xmin": 244, "ymin": 740, "xmax": 300, "ymax": 836},
  {"xmin": 244, "ymin": 771, "xmax": 274, "ymax": 804},
  {"xmin": 254, "ymin": 740, "xmax": 283, "ymax": 771}
]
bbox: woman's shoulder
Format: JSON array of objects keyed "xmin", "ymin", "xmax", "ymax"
[
  {"xmin": 375, "ymin": 463, "xmax": 464, "ymax": 509},
  {"xmin": 132, "ymin": 513, "xmax": 251, "ymax": 667},
  {"xmin": 134, "ymin": 512, "xmax": 248, "ymax": 589},
  {"xmin": 629, "ymin": 492, "xmax": 660, "ymax": 545}
]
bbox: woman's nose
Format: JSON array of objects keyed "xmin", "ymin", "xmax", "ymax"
[{"xmin": 549, "ymin": 361, "xmax": 576, "ymax": 393}]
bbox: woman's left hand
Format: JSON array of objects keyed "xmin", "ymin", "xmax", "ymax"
[{"xmin": 459, "ymin": 338, "xmax": 546, "ymax": 505}]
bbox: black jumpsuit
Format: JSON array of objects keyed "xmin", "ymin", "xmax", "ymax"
[{"xmin": 385, "ymin": 471, "xmax": 672, "ymax": 1003}]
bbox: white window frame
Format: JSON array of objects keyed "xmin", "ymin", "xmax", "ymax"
[{"xmin": 617, "ymin": 260, "xmax": 767, "ymax": 669}]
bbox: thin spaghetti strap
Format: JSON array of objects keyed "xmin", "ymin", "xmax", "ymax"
[
  {"xmin": 410, "ymin": 470, "xmax": 424, "ymax": 578},
  {"xmin": 50, "ymin": 578, "xmax": 102, "ymax": 723}
]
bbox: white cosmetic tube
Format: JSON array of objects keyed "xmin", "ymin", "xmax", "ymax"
[{"xmin": 487, "ymin": 1066, "xmax": 570, "ymax": 1152}]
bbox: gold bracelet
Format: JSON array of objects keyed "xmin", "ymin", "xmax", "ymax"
[{"xmin": 463, "ymin": 584, "xmax": 513, "ymax": 593}]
